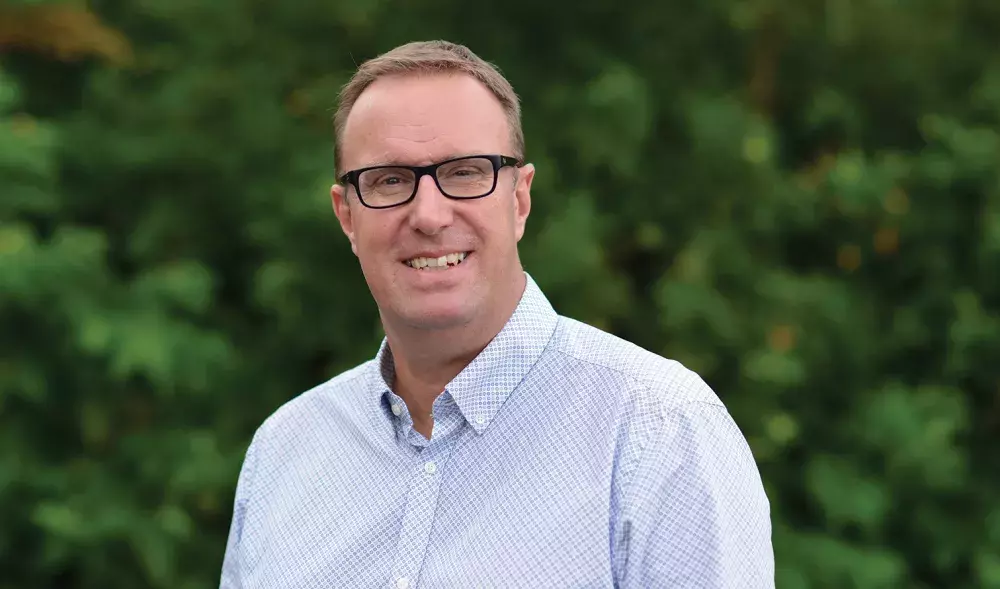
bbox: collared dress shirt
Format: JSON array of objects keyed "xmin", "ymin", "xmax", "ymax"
[{"xmin": 220, "ymin": 274, "xmax": 774, "ymax": 588}]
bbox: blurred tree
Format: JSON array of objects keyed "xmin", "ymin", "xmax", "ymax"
[
  {"xmin": 2, "ymin": 0, "xmax": 999, "ymax": 587},
  {"xmin": 0, "ymin": 1, "xmax": 131, "ymax": 64}
]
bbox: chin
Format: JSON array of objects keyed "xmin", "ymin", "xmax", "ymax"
[
  {"xmin": 397, "ymin": 300, "xmax": 476, "ymax": 331},
  {"xmin": 367, "ymin": 263, "xmax": 486, "ymax": 331}
]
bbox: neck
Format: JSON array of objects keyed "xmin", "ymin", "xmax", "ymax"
[{"xmin": 382, "ymin": 271, "xmax": 527, "ymax": 415}]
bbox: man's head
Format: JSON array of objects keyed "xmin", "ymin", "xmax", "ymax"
[{"xmin": 331, "ymin": 41, "xmax": 535, "ymax": 335}]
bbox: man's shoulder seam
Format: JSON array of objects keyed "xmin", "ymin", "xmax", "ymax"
[
  {"xmin": 549, "ymin": 345, "xmax": 651, "ymax": 391},
  {"xmin": 551, "ymin": 317, "xmax": 719, "ymax": 406}
]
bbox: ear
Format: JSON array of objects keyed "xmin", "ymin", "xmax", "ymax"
[
  {"xmin": 512, "ymin": 163, "xmax": 534, "ymax": 242},
  {"xmin": 331, "ymin": 183, "xmax": 359, "ymax": 256}
]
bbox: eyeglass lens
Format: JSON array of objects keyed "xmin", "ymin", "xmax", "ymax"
[{"xmin": 358, "ymin": 157, "xmax": 496, "ymax": 207}]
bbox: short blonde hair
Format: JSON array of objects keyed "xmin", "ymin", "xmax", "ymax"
[{"xmin": 333, "ymin": 40, "xmax": 524, "ymax": 175}]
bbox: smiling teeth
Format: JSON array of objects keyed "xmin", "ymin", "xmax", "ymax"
[{"xmin": 406, "ymin": 252, "xmax": 467, "ymax": 269}]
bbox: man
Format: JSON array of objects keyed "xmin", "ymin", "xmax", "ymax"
[{"xmin": 220, "ymin": 40, "xmax": 774, "ymax": 588}]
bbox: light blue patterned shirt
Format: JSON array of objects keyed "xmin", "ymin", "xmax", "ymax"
[{"xmin": 220, "ymin": 274, "xmax": 774, "ymax": 588}]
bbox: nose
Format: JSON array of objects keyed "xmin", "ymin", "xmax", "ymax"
[{"xmin": 407, "ymin": 174, "xmax": 454, "ymax": 236}]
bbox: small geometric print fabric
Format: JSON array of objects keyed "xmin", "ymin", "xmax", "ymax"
[{"xmin": 220, "ymin": 274, "xmax": 775, "ymax": 589}]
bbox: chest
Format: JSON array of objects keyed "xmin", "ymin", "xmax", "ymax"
[{"xmin": 241, "ymin": 419, "xmax": 618, "ymax": 589}]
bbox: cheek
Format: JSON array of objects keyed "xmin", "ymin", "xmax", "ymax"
[
  {"xmin": 354, "ymin": 213, "xmax": 395, "ymax": 247},
  {"xmin": 470, "ymin": 201, "xmax": 518, "ymax": 250},
  {"xmin": 352, "ymin": 218, "xmax": 397, "ymax": 268}
]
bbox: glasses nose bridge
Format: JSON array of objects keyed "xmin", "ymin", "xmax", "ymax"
[
  {"xmin": 415, "ymin": 162, "xmax": 442, "ymax": 185},
  {"xmin": 412, "ymin": 162, "xmax": 446, "ymax": 198},
  {"xmin": 408, "ymin": 163, "xmax": 454, "ymax": 234}
]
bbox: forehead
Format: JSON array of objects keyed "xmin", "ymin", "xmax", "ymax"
[{"xmin": 340, "ymin": 73, "xmax": 510, "ymax": 169}]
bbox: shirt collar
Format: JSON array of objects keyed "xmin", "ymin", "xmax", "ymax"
[{"xmin": 366, "ymin": 272, "xmax": 558, "ymax": 434}]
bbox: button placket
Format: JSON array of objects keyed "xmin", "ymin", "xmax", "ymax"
[{"xmin": 388, "ymin": 431, "xmax": 462, "ymax": 586}]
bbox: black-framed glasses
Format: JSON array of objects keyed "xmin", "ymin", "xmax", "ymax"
[{"xmin": 338, "ymin": 154, "xmax": 522, "ymax": 209}]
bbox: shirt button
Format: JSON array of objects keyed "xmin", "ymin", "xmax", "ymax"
[
  {"xmin": 424, "ymin": 461, "xmax": 437, "ymax": 475},
  {"xmin": 475, "ymin": 415, "xmax": 485, "ymax": 425},
  {"xmin": 391, "ymin": 403, "xmax": 402, "ymax": 416},
  {"xmin": 396, "ymin": 578, "xmax": 410, "ymax": 589}
]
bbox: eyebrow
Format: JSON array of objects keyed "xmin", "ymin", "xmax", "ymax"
[{"xmin": 361, "ymin": 152, "xmax": 480, "ymax": 168}]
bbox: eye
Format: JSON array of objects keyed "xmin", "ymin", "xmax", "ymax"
[
  {"xmin": 361, "ymin": 168, "xmax": 413, "ymax": 191},
  {"xmin": 442, "ymin": 166, "xmax": 488, "ymax": 181},
  {"xmin": 375, "ymin": 173, "xmax": 405, "ymax": 186}
]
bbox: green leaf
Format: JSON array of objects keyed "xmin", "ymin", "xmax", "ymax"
[
  {"xmin": 806, "ymin": 454, "xmax": 889, "ymax": 533},
  {"xmin": 977, "ymin": 551, "xmax": 1000, "ymax": 588},
  {"xmin": 132, "ymin": 261, "xmax": 215, "ymax": 314}
]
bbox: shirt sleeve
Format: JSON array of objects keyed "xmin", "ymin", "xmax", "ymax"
[
  {"xmin": 219, "ymin": 432, "xmax": 260, "ymax": 589},
  {"xmin": 617, "ymin": 399, "xmax": 774, "ymax": 588}
]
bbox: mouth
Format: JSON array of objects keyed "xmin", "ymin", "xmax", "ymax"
[{"xmin": 403, "ymin": 251, "xmax": 470, "ymax": 270}]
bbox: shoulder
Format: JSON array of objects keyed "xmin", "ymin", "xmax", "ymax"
[
  {"xmin": 544, "ymin": 315, "xmax": 738, "ymax": 492},
  {"xmin": 543, "ymin": 317, "xmax": 766, "ymax": 537},
  {"xmin": 224, "ymin": 361, "xmax": 376, "ymax": 548},
  {"xmin": 252, "ymin": 360, "xmax": 373, "ymax": 446},
  {"xmin": 548, "ymin": 314, "xmax": 723, "ymax": 413}
]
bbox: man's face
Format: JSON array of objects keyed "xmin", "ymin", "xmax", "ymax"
[{"xmin": 332, "ymin": 73, "xmax": 534, "ymax": 332}]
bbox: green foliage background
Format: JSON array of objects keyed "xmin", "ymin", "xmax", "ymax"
[{"xmin": 2, "ymin": 0, "xmax": 999, "ymax": 587}]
